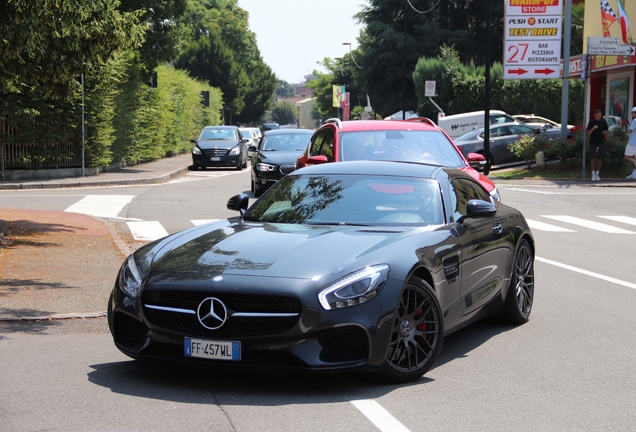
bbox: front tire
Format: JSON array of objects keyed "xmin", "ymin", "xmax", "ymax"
[
  {"xmin": 379, "ymin": 276, "xmax": 444, "ymax": 383},
  {"xmin": 500, "ymin": 238, "xmax": 534, "ymax": 324}
]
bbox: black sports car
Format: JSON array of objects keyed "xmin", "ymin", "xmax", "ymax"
[
  {"xmin": 191, "ymin": 125, "xmax": 248, "ymax": 170},
  {"xmin": 108, "ymin": 161, "xmax": 534, "ymax": 383},
  {"xmin": 250, "ymin": 129, "xmax": 313, "ymax": 197}
]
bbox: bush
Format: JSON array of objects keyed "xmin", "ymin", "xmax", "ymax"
[{"xmin": 508, "ymin": 134, "xmax": 538, "ymax": 169}]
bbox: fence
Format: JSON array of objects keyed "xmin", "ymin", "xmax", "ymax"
[{"xmin": 1, "ymin": 118, "xmax": 82, "ymax": 172}]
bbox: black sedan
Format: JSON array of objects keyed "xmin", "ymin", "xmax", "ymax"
[
  {"xmin": 191, "ymin": 125, "xmax": 248, "ymax": 170},
  {"xmin": 108, "ymin": 161, "xmax": 534, "ymax": 383},
  {"xmin": 250, "ymin": 129, "xmax": 313, "ymax": 197}
]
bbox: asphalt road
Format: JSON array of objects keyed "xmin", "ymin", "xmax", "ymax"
[{"xmin": 1, "ymin": 169, "xmax": 636, "ymax": 431}]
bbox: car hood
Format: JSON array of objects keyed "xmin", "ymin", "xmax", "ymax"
[
  {"xmin": 257, "ymin": 151, "xmax": 304, "ymax": 165},
  {"xmin": 197, "ymin": 139, "xmax": 239, "ymax": 150},
  {"xmin": 149, "ymin": 220, "xmax": 431, "ymax": 279}
]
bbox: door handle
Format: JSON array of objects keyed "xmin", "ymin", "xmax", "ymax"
[{"xmin": 492, "ymin": 223, "xmax": 503, "ymax": 234}]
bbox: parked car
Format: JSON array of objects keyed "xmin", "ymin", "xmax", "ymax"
[
  {"xmin": 454, "ymin": 122, "xmax": 571, "ymax": 166},
  {"xmin": 108, "ymin": 160, "xmax": 535, "ymax": 383},
  {"xmin": 250, "ymin": 129, "xmax": 313, "ymax": 197},
  {"xmin": 513, "ymin": 114, "xmax": 574, "ymax": 130},
  {"xmin": 437, "ymin": 110, "xmax": 518, "ymax": 139},
  {"xmin": 296, "ymin": 117, "xmax": 501, "ymax": 201},
  {"xmin": 191, "ymin": 126, "xmax": 249, "ymax": 170}
]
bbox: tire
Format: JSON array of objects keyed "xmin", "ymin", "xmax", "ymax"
[
  {"xmin": 250, "ymin": 179, "xmax": 255, "ymax": 193},
  {"xmin": 379, "ymin": 276, "xmax": 444, "ymax": 383},
  {"xmin": 254, "ymin": 183, "xmax": 264, "ymax": 198},
  {"xmin": 242, "ymin": 153, "xmax": 248, "ymax": 169},
  {"xmin": 500, "ymin": 238, "xmax": 534, "ymax": 324}
]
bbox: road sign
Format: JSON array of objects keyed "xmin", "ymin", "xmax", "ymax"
[
  {"xmin": 503, "ymin": 0, "xmax": 562, "ymax": 80},
  {"xmin": 425, "ymin": 81, "xmax": 436, "ymax": 97},
  {"xmin": 587, "ymin": 37, "xmax": 621, "ymax": 46},
  {"xmin": 588, "ymin": 44, "xmax": 636, "ymax": 56}
]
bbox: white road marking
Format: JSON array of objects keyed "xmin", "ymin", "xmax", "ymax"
[
  {"xmin": 64, "ymin": 195, "xmax": 134, "ymax": 218},
  {"xmin": 598, "ymin": 215, "xmax": 636, "ymax": 226},
  {"xmin": 525, "ymin": 219, "xmax": 576, "ymax": 232},
  {"xmin": 541, "ymin": 215, "xmax": 635, "ymax": 234},
  {"xmin": 126, "ymin": 221, "xmax": 169, "ymax": 242},
  {"xmin": 191, "ymin": 219, "xmax": 219, "ymax": 226},
  {"xmin": 351, "ymin": 400, "xmax": 411, "ymax": 432},
  {"xmin": 537, "ymin": 257, "xmax": 636, "ymax": 290}
]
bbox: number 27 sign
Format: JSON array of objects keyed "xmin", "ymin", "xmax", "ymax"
[{"xmin": 504, "ymin": 0, "xmax": 562, "ymax": 79}]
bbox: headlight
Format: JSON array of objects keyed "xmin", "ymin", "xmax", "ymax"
[
  {"xmin": 490, "ymin": 187, "xmax": 501, "ymax": 203},
  {"xmin": 118, "ymin": 255, "xmax": 143, "ymax": 299},
  {"xmin": 229, "ymin": 147, "xmax": 241, "ymax": 155},
  {"xmin": 318, "ymin": 264, "xmax": 390, "ymax": 310},
  {"xmin": 192, "ymin": 146, "xmax": 202, "ymax": 155},
  {"xmin": 256, "ymin": 163, "xmax": 277, "ymax": 172}
]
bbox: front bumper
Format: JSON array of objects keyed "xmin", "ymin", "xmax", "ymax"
[
  {"xmin": 193, "ymin": 153, "xmax": 240, "ymax": 168},
  {"xmin": 107, "ymin": 274, "xmax": 402, "ymax": 373}
]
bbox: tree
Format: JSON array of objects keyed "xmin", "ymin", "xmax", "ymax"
[
  {"xmin": 275, "ymin": 80, "xmax": 295, "ymax": 99},
  {"xmin": 271, "ymin": 101, "xmax": 297, "ymax": 125},
  {"xmin": 176, "ymin": 0, "xmax": 276, "ymax": 122},
  {"xmin": 117, "ymin": 0, "xmax": 187, "ymax": 73},
  {"xmin": 0, "ymin": 0, "xmax": 144, "ymax": 99},
  {"xmin": 352, "ymin": 0, "xmax": 505, "ymax": 117}
]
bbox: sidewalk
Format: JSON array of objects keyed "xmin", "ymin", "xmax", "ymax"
[{"xmin": 0, "ymin": 153, "xmax": 192, "ymax": 190}]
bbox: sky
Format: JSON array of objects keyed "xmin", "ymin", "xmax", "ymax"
[{"xmin": 237, "ymin": 0, "xmax": 366, "ymax": 84}]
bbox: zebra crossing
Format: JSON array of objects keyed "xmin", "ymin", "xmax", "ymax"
[{"xmin": 63, "ymin": 195, "xmax": 636, "ymax": 242}]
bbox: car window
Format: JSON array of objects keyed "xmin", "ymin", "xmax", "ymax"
[
  {"xmin": 490, "ymin": 114, "xmax": 517, "ymax": 124},
  {"xmin": 309, "ymin": 129, "xmax": 334, "ymax": 162},
  {"xmin": 509, "ymin": 124, "xmax": 536, "ymax": 135},
  {"xmin": 245, "ymin": 174, "xmax": 444, "ymax": 225},
  {"xmin": 449, "ymin": 178, "xmax": 492, "ymax": 222},
  {"xmin": 339, "ymin": 130, "xmax": 465, "ymax": 168},
  {"xmin": 263, "ymin": 133, "xmax": 311, "ymax": 151}
]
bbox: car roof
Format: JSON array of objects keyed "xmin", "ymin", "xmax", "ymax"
[
  {"xmin": 263, "ymin": 129, "xmax": 313, "ymax": 135},
  {"xmin": 293, "ymin": 159, "xmax": 468, "ymax": 180},
  {"xmin": 324, "ymin": 119, "xmax": 441, "ymax": 133}
]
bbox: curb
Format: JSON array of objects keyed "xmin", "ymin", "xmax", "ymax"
[
  {"xmin": 0, "ymin": 312, "xmax": 106, "ymax": 322},
  {"xmin": 0, "ymin": 163, "xmax": 191, "ymax": 190}
]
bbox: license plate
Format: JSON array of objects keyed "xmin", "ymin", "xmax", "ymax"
[
  {"xmin": 210, "ymin": 157, "xmax": 221, "ymax": 161},
  {"xmin": 184, "ymin": 337, "xmax": 241, "ymax": 361}
]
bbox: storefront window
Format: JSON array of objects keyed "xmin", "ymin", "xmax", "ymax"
[{"xmin": 609, "ymin": 77, "xmax": 629, "ymax": 126}]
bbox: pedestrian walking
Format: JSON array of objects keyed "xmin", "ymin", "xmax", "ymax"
[
  {"xmin": 586, "ymin": 109, "xmax": 609, "ymax": 181},
  {"xmin": 625, "ymin": 107, "xmax": 636, "ymax": 179}
]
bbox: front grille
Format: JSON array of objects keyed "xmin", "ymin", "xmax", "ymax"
[
  {"xmin": 141, "ymin": 290, "xmax": 301, "ymax": 337},
  {"xmin": 202, "ymin": 148, "xmax": 229, "ymax": 157},
  {"xmin": 279, "ymin": 165, "xmax": 296, "ymax": 175},
  {"xmin": 317, "ymin": 326, "xmax": 369, "ymax": 359}
]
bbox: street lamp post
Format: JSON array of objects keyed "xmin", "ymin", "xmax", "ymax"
[{"xmin": 342, "ymin": 42, "xmax": 362, "ymax": 69}]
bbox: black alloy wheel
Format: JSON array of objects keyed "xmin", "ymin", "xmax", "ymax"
[
  {"xmin": 379, "ymin": 276, "xmax": 444, "ymax": 383},
  {"xmin": 500, "ymin": 238, "xmax": 534, "ymax": 324}
]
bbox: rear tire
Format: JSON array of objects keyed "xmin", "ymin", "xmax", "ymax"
[
  {"xmin": 500, "ymin": 238, "xmax": 534, "ymax": 324},
  {"xmin": 378, "ymin": 276, "xmax": 444, "ymax": 383}
]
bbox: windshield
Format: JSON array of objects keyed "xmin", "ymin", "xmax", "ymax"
[
  {"xmin": 200, "ymin": 128, "xmax": 237, "ymax": 140},
  {"xmin": 244, "ymin": 174, "xmax": 444, "ymax": 226},
  {"xmin": 262, "ymin": 133, "xmax": 311, "ymax": 151},
  {"xmin": 338, "ymin": 130, "xmax": 466, "ymax": 168}
]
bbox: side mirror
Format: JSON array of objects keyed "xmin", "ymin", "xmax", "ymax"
[
  {"xmin": 465, "ymin": 199, "xmax": 496, "ymax": 219},
  {"xmin": 227, "ymin": 194, "xmax": 250, "ymax": 215},
  {"xmin": 248, "ymin": 145, "xmax": 257, "ymax": 152},
  {"xmin": 240, "ymin": 138, "xmax": 250, "ymax": 144},
  {"xmin": 306, "ymin": 155, "xmax": 329, "ymax": 166},
  {"xmin": 466, "ymin": 152, "xmax": 486, "ymax": 169},
  {"xmin": 190, "ymin": 139, "xmax": 197, "ymax": 144}
]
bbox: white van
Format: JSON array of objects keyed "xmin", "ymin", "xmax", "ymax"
[{"xmin": 437, "ymin": 110, "xmax": 517, "ymax": 139}]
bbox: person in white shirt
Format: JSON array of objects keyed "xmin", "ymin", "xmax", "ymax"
[{"xmin": 625, "ymin": 107, "xmax": 636, "ymax": 179}]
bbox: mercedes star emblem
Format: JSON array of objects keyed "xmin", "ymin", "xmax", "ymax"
[{"xmin": 197, "ymin": 297, "xmax": 228, "ymax": 330}]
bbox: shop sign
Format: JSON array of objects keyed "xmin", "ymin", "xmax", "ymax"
[{"xmin": 504, "ymin": 0, "xmax": 562, "ymax": 79}]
